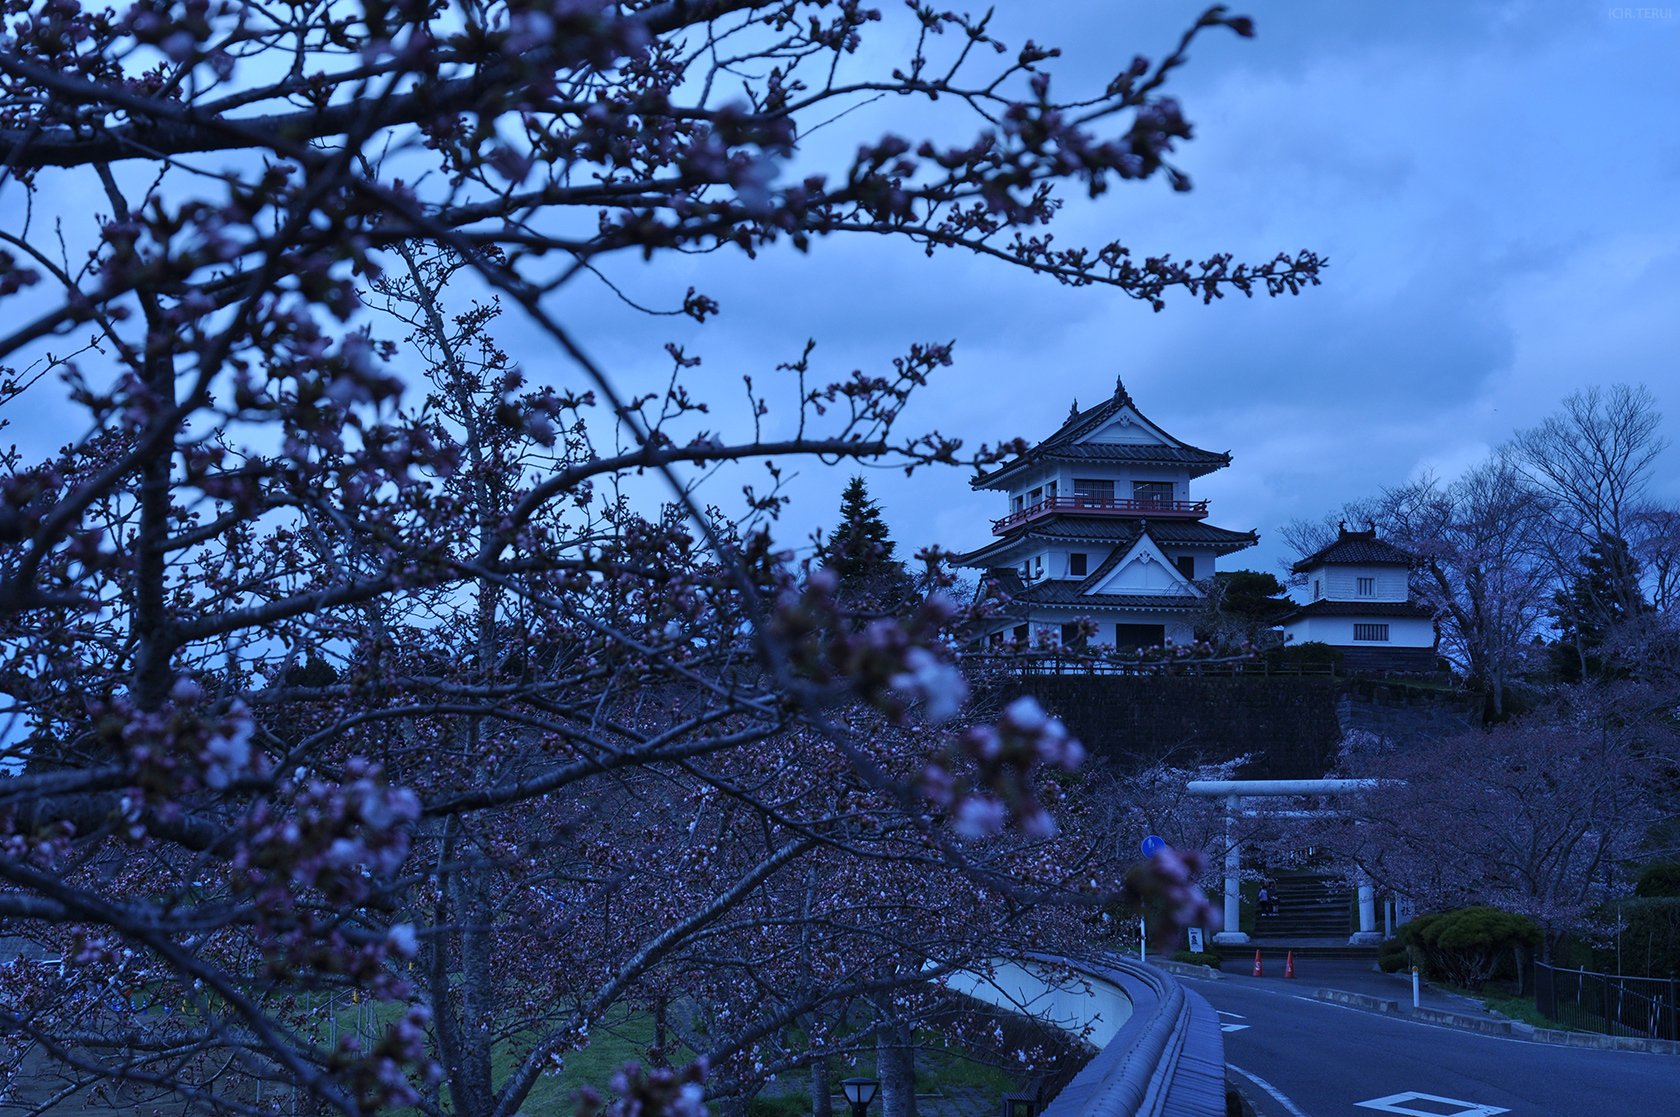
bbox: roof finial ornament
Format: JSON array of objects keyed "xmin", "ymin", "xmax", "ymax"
[
  {"xmin": 1068, "ymin": 398, "xmax": 1079, "ymax": 420},
  {"xmin": 1114, "ymin": 376, "xmax": 1132, "ymax": 406}
]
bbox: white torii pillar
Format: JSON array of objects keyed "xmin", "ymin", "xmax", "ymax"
[{"xmin": 1186, "ymin": 779, "xmax": 1391, "ymax": 947}]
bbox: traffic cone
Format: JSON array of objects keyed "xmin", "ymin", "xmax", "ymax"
[
  {"xmin": 1252, "ymin": 949, "xmax": 1263, "ymax": 977},
  {"xmin": 1285, "ymin": 951, "xmax": 1296, "ymax": 979}
]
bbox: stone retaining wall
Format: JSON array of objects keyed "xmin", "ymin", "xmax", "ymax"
[{"xmin": 987, "ymin": 676, "xmax": 1479, "ymax": 779}]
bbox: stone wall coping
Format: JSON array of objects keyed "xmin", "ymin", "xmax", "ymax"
[{"xmin": 1027, "ymin": 952, "xmax": 1223, "ymax": 1117}]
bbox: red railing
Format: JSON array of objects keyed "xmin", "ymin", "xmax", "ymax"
[{"xmin": 991, "ymin": 495, "xmax": 1208, "ymax": 534}]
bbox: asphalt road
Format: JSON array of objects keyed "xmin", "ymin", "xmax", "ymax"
[{"xmin": 1181, "ymin": 971, "xmax": 1680, "ymax": 1117}]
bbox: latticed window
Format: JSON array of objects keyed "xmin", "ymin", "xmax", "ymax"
[
  {"xmin": 1353, "ymin": 623, "xmax": 1390, "ymax": 642},
  {"xmin": 1132, "ymin": 480, "xmax": 1174, "ymax": 506},
  {"xmin": 1357, "ymin": 576, "xmax": 1374, "ymax": 596},
  {"xmin": 1073, "ymin": 478, "xmax": 1114, "ymax": 504}
]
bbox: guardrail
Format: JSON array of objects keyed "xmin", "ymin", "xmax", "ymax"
[
  {"xmin": 992, "ymin": 497, "xmax": 1209, "ymax": 534},
  {"xmin": 1535, "ymin": 962, "xmax": 1679, "ymax": 1040},
  {"xmin": 999, "ymin": 657, "xmax": 1339, "ymax": 678}
]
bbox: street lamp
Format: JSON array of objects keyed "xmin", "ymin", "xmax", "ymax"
[{"xmin": 839, "ymin": 1078, "xmax": 879, "ymax": 1117}]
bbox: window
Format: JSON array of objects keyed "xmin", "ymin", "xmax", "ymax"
[
  {"xmin": 1012, "ymin": 495, "xmax": 1024, "ymax": 514},
  {"xmin": 1313, "ymin": 579, "xmax": 1322, "ymax": 600},
  {"xmin": 1061, "ymin": 621, "xmax": 1086, "ymax": 648},
  {"xmin": 1047, "ymin": 481, "xmax": 1057, "ymax": 500},
  {"xmin": 1073, "ymin": 478, "xmax": 1114, "ymax": 505},
  {"xmin": 1116, "ymin": 623, "xmax": 1165, "ymax": 651},
  {"xmin": 1029, "ymin": 486, "xmax": 1043, "ymax": 507},
  {"xmin": 1132, "ymin": 480, "xmax": 1175, "ymax": 507},
  {"xmin": 1175, "ymin": 555, "xmax": 1196, "ymax": 580},
  {"xmin": 990, "ymin": 631, "xmax": 1004, "ymax": 647},
  {"xmin": 1013, "ymin": 624, "xmax": 1029, "ymax": 642},
  {"xmin": 1034, "ymin": 555, "xmax": 1043, "ymax": 578},
  {"xmin": 1069, "ymin": 552, "xmax": 1088, "ymax": 576},
  {"xmin": 1357, "ymin": 576, "xmax": 1374, "ymax": 596},
  {"xmin": 1353, "ymin": 623, "xmax": 1390, "ymax": 642}
]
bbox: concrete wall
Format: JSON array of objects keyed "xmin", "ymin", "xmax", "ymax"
[{"xmin": 942, "ymin": 960, "xmax": 1134, "ymax": 1049}]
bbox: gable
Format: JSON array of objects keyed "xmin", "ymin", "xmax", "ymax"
[
  {"xmin": 1081, "ymin": 407, "xmax": 1170, "ymax": 446},
  {"xmin": 1085, "ymin": 536, "xmax": 1201, "ymax": 597}
]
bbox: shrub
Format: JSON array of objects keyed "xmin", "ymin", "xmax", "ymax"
[
  {"xmin": 1377, "ymin": 937, "xmax": 1410, "ymax": 974},
  {"xmin": 1268, "ymin": 641, "xmax": 1344, "ymax": 666},
  {"xmin": 1592, "ymin": 897, "xmax": 1680, "ymax": 977},
  {"xmin": 1399, "ymin": 907, "xmax": 1540, "ymax": 990},
  {"xmin": 1172, "ymin": 951, "xmax": 1223, "ymax": 970},
  {"xmin": 1636, "ymin": 861, "xmax": 1680, "ymax": 899}
]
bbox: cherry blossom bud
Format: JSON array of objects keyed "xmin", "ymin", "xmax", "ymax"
[
  {"xmin": 386, "ymin": 923, "xmax": 419, "ymax": 958},
  {"xmin": 1000, "ymin": 696, "xmax": 1050, "ymax": 735},
  {"xmin": 953, "ymin": 796, "xmax": 1006, "ymax": 838}
]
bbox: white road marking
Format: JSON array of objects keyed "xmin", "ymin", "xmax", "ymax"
[
  {"xmin": 1355, "ymin": 1091, "xmax": 1510, "ymax": 1116},
  {"xmin": 1228, "ymin": 1063, "xmax": 1311, "ymax": 1117},
  {"xmin": 1217, "ymin": 1010, "xmax": 1247, "ymax": 1018},
  {"xmin": 1220, "ymin": 1023, "xmax": 1250, "ymax": 1032}
]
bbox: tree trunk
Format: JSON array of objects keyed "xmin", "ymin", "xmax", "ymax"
[
  {"xmin": 811, "ymin": 1055, "xmax": 832, "ymax": 1117},
  {"xmin": 449, "ymin": 862, "xmax": 496, "ymax": 1117},
  {"xmin": 877, "ymin": 1019, "xmax": 917, "ymax": 1117}
]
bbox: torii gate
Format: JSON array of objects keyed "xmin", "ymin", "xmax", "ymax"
[{"xmin": 1185, "ymin": 778, "xmax": 1393, "ymax": 946}]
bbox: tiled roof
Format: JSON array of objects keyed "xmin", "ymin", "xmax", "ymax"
[
  {"xmin": 1291, "ymin": 529, "xmax": 1415, "ymax": 573},
  {"xmin": 1282, "ymin": 599, "xmax": 1435, "ymax": 621},
  {"xmin": 1147, "ymin": 521, "xmax": 1260, "ymax": 548},
  {"xmin": 955, "ymin": 516, "xmax": 1256, "ymax": 565},
  {"xmin": 973, "ymin": 380, "xmax": 1233, "ymax": 488},
  {"xmin": 977, "ymin": 567, "xmax": 1198, "ymax": 611}
]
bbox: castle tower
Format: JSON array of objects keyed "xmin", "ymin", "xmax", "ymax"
[{"xmin": 957, "ymin": 379, "xmax": 1257, "ymax": 650}]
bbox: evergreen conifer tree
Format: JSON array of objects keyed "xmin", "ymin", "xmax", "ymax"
[
  {"xmin": 825, "ymin": 477, "xmax": 913, "ymax": 608},
  {"xmin": 1552, "ymin": 533, "xmax": 1648, "ymax": 680}
]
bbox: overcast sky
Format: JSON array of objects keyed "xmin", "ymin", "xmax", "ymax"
[
  {"xmin": 11, "ymin": 1, "xmax": 1679, "ymax": 584},
  {"xmin": 566, "ymin": 0, "xmax": 1680, "ymax": 580}
]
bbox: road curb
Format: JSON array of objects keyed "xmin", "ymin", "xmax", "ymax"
[
  {"xmin": 1309, "ymin": 988, "xmax": 1399, "ymax": 1013},
  {"xmin": 1305, "ymin": 987, "xmax": 1679, "ymax": 1053},
  {"xmin": 1410, "ymin": 1006, "xmax": 1512, "ymax": 1034},
  {"xmin": 1531, "ymin": 1027, "xmax": 1680, "ymax": 1055},
  {"xmin": 1150, "ymin": 958, "xmax": 1224, "ymax": 981}
]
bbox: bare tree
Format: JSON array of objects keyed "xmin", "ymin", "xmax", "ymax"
[
  {"xmin": 1377, "ymin": 460, "xmax": 1553, "ymax": 714},
  {"xmin": 1631, "ymin": 506, "xmax": 1680, "ymax": 615},
  {"xmin": 1511, "ymin": 384, "xmax": 1667, "ymax": 616}
]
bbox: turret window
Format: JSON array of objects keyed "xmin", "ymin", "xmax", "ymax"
[
  {"xmin": 1133, "ymin": 481, "xmax": 1174, "ymax": 507},
  {"xmin": 1069, "ymin": 553, "xmax": 1088, "ymax": 576},
  {"xmin": 1354, "ymin": 624, "xmax": 1390, "ymax": 642},
  {"xmin": 1357, "ymin": 576, "xmax": 1374, "ymax": 596},
  {"xmin": 1175, "ymin": 556, "xmax": 1195, "ymax": 580},
  {"xmin": 1073, "ymin": 479, "xmax": 1114, "ymax": 505}
]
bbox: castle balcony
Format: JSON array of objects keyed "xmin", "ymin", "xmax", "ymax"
[{"xmin": 991, "ymin": 496, "xmax": 1209, "ymax": 535}]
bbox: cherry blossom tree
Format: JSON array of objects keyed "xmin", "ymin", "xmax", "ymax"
[
  {"xmin": 0, "ymin": 3, "xmax": 1289, "ymax": 1113},
  {"xmin": 1330, "ymin": 714, "xmax": 1673, "ymax": 954}
]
